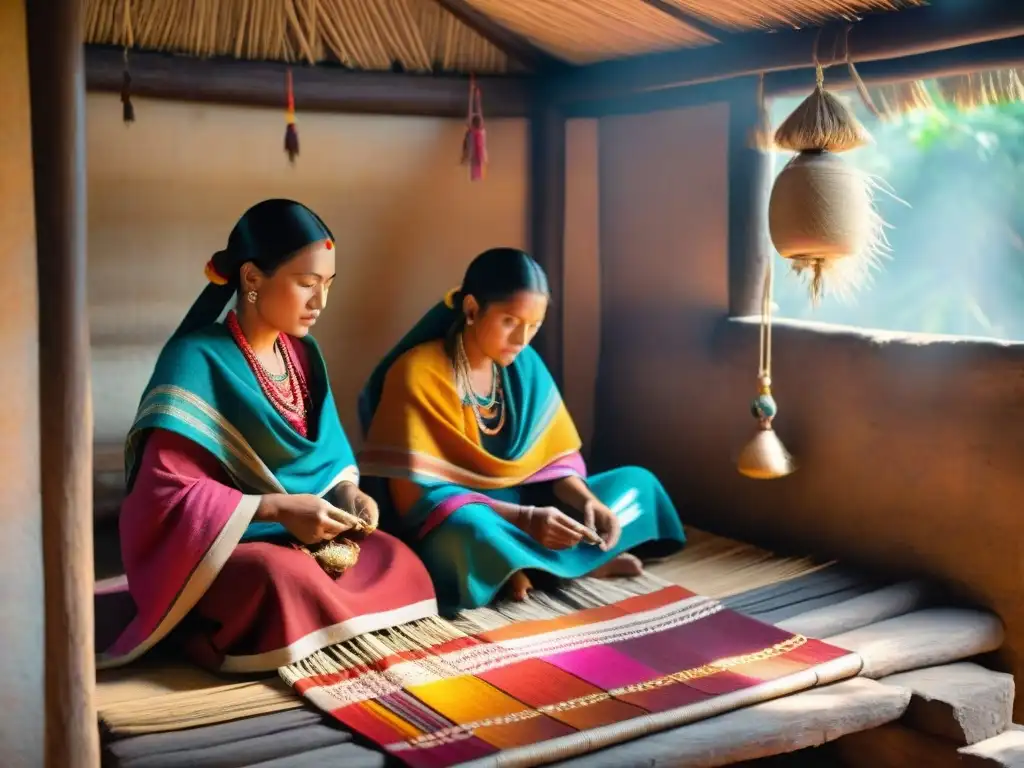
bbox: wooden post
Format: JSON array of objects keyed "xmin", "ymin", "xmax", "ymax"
[
  {"xmin": 727, "ymin": 79, "xmax": 772, "ymax": 317},
  {"xmin": 529, "ymin": 91, "xmax": 568, "ymax": 389},
  {"xmin": 26, "ymin": 0, "xmax": 99, "ymax": 765}
]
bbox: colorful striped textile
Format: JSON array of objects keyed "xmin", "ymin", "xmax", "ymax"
[{"xmin": 282, "ymin": 584, "xmax": 862, "ymax": 767}]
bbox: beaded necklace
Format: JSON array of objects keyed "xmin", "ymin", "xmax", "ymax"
[
  {"xmin": 226, "ymin": 310, "xmax": 311, "ymax": 437},
  {"xmin": 454, "ymin": 333, "xmax": 505, "ymax": 436}
]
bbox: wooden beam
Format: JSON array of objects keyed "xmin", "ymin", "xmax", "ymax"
[
  {"xmin": 431, "ymin": 0, "xmax": 565, "ymax": 72},
  {"xmin": 566, "ymin": 36, "xmax": 1024, "ymax": 119},
  {"xmin": 529, "ymin": 90, "xmax": 567, "ymax": 389},
  {"xmin": 26, "ymin": 0, "xmax": 99, "ymax": 767},
  {"xmin": 765, "ymin": 35, "xmax": 1024, "ymax": 97},
  {"xmin": 640, "ymin": 0, "xmax": 722, "ymax": 43},
  {"xmin": 552, "ymin": 0, "xmax": 1024, "ymax": 105},
  {"xmin": 726, "ymin": 79, "xmax": 770, "ymax": 318},
  {"xmin": 84, "ymin": 46, "xmax": 533, "ymax": 118}
]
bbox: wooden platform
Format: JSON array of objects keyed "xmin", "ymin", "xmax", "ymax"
[{"xmin": 95, "ymin": 529, "xmax": 1005, "ymax": 767}]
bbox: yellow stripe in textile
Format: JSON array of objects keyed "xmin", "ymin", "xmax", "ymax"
[
  {"xmin": 407, "ymin": 675, "xmax": 529, "ymax": 726},
  {"xmin": 364, "ymin": 340, "xmax": 581, "ymax": 487}
]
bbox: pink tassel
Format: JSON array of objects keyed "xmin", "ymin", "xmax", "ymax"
[
  {"xmin": 461, "ymin": 76, "xmax": 488, "ymax": 181},
  {"xmin": 284, "ymin": 69, "xmax": 299, "ymax": 163}
]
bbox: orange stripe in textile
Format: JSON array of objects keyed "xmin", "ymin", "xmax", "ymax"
[
  {"xmin": 473, "ymin": 715, "xmax": 577, "ymax": 750},
  {"xmin": 478, "ymin": 585, "xmax": 695, "ymax": 643}
]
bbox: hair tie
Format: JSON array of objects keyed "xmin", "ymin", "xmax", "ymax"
[
  {"xmin": 443, "ymin": 286, "xmax": 462, "ymax": 310},
  {"xmin": 204, "ymin": 259, "xmax": 229, "ymax": 286}
]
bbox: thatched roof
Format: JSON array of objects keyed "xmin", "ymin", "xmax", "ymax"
[{"xmin": 85, "ymin": 0, "xmax": 923, "ymax": 74}]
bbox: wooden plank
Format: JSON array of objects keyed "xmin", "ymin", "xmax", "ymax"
[
  {"xmin": 778, "ymin": 581, "xmax": 932, "ymax": 639},
  {"xmin": 529, "ymin": 92, "xmax": 567, "ymax": 388},
  {"xmin": 550, "ymin": 678, "xmax": 912, "ymax": 767},
  {"xmin": 551, "ymin": 0, "xmax": 1024, "ymax": 105},
  {"xmin": 881, "ymin": 663, "xmax": 1014, "ymax": 746},
  {"xmin": 959, "ymin": 729, "xmax": 1024, "ymax": 766},
  {"xmin": 84, "ymin": 46, "xmax": 533, "ymax": 118},
  {"xmin": 26, "ymin": 0, "xmax": 99, "ymax": 766},
  {"xmin": 430, "ymin": 0, "xmax": 565, "ymax": 72},
  {"xmin": 827, "ymin": 608, "xmax": 1005, "ymax": 680}
]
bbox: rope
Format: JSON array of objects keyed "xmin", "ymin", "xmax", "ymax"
[{"xmin": 758, "ymin": 255, "xmax": 773, "ymax": 381}]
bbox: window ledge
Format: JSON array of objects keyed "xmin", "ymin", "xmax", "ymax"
[{"xmin": 727, "ymin": 315, "xmax": 1024, "ymax": 350}]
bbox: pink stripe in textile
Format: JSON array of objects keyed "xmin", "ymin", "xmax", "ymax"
[
  {"xmin": 416, "ymin": 452, "xmax": 587, "ymax": 538},
  {"xmin": 419, "ymin": 492, "xmax": 493, "ymax": 539},
  {"xmin": 525, "ymin": 451, "xmax": 587, "ymax": 483}
]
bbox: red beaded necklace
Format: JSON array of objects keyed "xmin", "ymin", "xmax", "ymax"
[{"xmin": 226, "ymin": 310, "xmax": 311, "ymax": 437}]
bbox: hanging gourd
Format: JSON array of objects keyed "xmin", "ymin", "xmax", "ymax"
[{"xmin": 768, "ymin": 64, "xmax": 889, "ymax": 303}]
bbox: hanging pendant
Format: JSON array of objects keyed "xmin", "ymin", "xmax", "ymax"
[{"xmin": 737, "ymin": 375, "xmax": 796, "ymax": 480}]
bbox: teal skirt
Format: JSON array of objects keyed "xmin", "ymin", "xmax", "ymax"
[{"xmin": 415, "ymin": 465, "xmax": 686, "ymax": 613}]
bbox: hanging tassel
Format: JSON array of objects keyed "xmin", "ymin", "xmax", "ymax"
[
  {"xmin": 121, "ymin": 50, "xmax": 135, "ymax": 124},
  {"xmin": 284, "ymin": 69, "xmax": 299, "ymax": 164},
  {"xmin": 120, "ymin": 0, "xmax": 135, "ymax": 125},
  {"xmin": 737, "ymin": 259, "xmax": 796, "ymax": 480},
  {"xmin": 461, "ymin": 75, "xmax": 487, "ymax": 181}
]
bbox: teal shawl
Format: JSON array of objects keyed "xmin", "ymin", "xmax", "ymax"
[
  {"xmin": 357, "ymin": 300, "xmax": 585, "ymax": 539},
  {"xmin": 127, "ymin": 323, "xmax": 356, "ymax": 497}
]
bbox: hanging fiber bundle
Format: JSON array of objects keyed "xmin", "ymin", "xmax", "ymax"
[
  {"xmin": 768, "ymin": 64, "xmax": 892, "ymax": 304},
  {"xmin": 773, "ymin": 75, "xmax": 871, "ymax": 154}
]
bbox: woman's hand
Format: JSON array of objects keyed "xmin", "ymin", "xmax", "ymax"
[
  {"xmin": 582, "ymin": 499, "xmax": 621, "ymax": 552},
  {"xmin": 351, "ymin": 490, "xmax": 379, "ymax": 532},
  {"xmin": 333, "ymin": 482, "xmax": 379, "ymax": 532},
  {"xmin": 256, "ymin": 493, "xmax": 361, "ymax": 546},
  {"xmin": 518, "ymin": 505, "xmax": 603, "ymax": 550}
]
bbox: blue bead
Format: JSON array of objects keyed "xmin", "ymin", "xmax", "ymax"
[{"xmin": 751, "ymin": 393, "xmax": 778, "ymax": 420}]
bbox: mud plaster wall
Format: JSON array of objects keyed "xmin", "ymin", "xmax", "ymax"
[
  {"xmin": 88, "ymin": 96, "xmax": 602, "ymax": 518},
  {"xmin": 0, "ymin": 1, "xmax": 45, "ymax": 764},
  {"xmin": 87, "ymin": 94, "xmax": 529, "ymax": 455},
  {"xmin": 593, "ymin": 101, "xmax": 1024, "ymax": 712}
]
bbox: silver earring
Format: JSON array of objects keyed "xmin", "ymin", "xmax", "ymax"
[{"xmin": 246, "ymin": 290, "xmax": 258, "ymax": 304}]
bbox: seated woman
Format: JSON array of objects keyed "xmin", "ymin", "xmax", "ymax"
[
  {"xmin": 358, "ymin": 248, "xmax": 686, "ymax": 612},
  {"xmin": 97, "ymin": 199, "xmax": 436, "ymax": 674}
]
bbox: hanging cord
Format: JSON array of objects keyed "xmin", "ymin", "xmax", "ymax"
[
  {"xmin": 758, "ymin": 256, "xmax": 774, "ymax": 382},
  {"xmin": 843, "ymin": 24, "xmax": 883, "ymax": 119}
]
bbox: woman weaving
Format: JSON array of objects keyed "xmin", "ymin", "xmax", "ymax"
[
  {"xmin": 97, "ymin": 199, "xmax": 436, "ymax": 674},
  {"xmin": 359, "ymin": 248, "xmax": 686, "ymax": 611}
]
